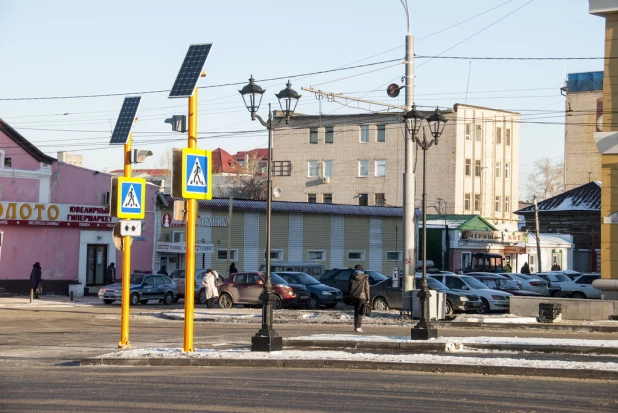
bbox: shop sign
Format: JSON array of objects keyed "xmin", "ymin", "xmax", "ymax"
[
  {"xmin": 461, "ymin": 230, "xmax": 528, "ymax": 243},
  {"xmin": 161, "ymin": 212, "xmax": 228, "ymax": 228},
  {"xmin": 504, "ymin": 246, "xmax": 526, "ymax": 254},
  {"xmin": 156, "ymin": 241, "xmax": 214, "ymax": 253},
  {"xmin": 0, "ymin": 201, "xmax": 116, "ymax": 229}
]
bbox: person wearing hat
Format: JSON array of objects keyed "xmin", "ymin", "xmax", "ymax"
[
  {"xmin": 30, "ymin": 262, "xmax": 42, "ymax": 299},
  {"xmin": 348, "ymin": 264, "xmax": 370, "ymax": 332},
  {"xmin": 106, "ymin": 263, "xmax": 117, "ymax": 284}
]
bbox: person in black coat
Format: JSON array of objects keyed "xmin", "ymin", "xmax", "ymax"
[
  {"xmin": 520, "ymin": 262, "xmax": 531, "ymax": 274},
  {"xmin": 30, "ymin": 262, "xmax": 42, "ymax": 299},
  {"xmin": 229, "ymin": 262, "xmax": 238, "ymax": 275},
  {"xmin": 158, "ymin": 266, "xmax": 168, "ymax": 276}
]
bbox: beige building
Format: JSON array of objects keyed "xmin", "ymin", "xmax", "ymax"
[
  {"xmin": 272, "ymin": 104, "xmax": 520, "ymax": 227},
  {"xmin": 57, "ymin": 151, "xmax": 83, "ymax": 167},
  {"xmin": 564, "ymin": 71, "xmax": 604, "ymax": 190}
]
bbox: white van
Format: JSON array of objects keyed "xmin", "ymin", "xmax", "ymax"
[{"xmin": 259, "ymin": 262, "xmax": 325, "ymax": 279}]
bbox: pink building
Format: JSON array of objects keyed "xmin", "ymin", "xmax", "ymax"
[{"xmin": 0, "ymin": 119, "xmax": 157, "ymax": 296}]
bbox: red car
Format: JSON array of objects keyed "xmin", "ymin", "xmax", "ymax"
[{"xmin": 218, "ymin": 272, "xmax": 309, "ymax": 309}]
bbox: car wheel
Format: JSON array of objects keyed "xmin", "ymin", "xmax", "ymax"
[
  {"xmin": 273, "ymin": 296, "xmax": 283, "ymax": 310},
  {"xmin": 571, "ymin": 292, "xmax": 586, "ymax": 299},
  {"xmin": 103, "ymin": 299, "xmax": 114, "ymax": 305},
  {"xmin": 307, "ymin": 295, "xmax": 320, "ymax": 309},
  {"xmin": 372, "ymin": 297, "xmax": 388, "ymax": 311},
  {"xmin": 197, "ymin": 289, "xmax": 207, "ymax": 305},
  {"xmin": 163, "ymin": 292, "xmax": 173, "ymax": 305},
  {"xmin": 218, "ymin": 293, "xmax": 233, "ymax": 309},
  {"xmin": 140, "ymin": 300, "xmax": 149, "ymax": 305},
  {"xmin": 480, "ymin": 298, "xmax": 491, "ymax": 314},
  {"xmin": 130, "ymin": 293, "xmax": 140, "ymax": 306},
  {"xmin": 445, "ymin": 300, "xmax": 453, "ymax": 316}
]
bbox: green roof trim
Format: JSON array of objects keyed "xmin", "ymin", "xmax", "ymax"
[{"xmin": 424, "ymin": 214, "xmax": 497, "ymax": 230}]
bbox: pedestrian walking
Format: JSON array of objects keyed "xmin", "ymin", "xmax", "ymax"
[
  {"xmin": 551, "ymin": 261, "xmax": 561, "ymax": 271},
  {"xmin": 30, "ymin": 262, "xmax": 42, "ymax": 299},
  {"xmin": 202, "ymin": 268, "xmax": 219, "ymax": 308},
  {"xmin": 229, "ymin": 262, "xmax": 238, "ymax": 275},
  {"xmin": 158, "ymin": 266, "xmax": 168, "ymax": 276},
  {"xmin": 106, "ymin": 263, "xmax": 116, "ymax": 284},
  {"xmin": 348, "ymin": 264, "xmax": 370, "ymax": 332},
  {"xmin": 520, "ymin": 262, "xmax": 530, "ymax": 274}
]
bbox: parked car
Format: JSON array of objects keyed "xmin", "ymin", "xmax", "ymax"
[
  {"xmin": 98, "ymin": 273, "xmax": 178, "ymax": 305},
  {"xmin": 169, "ymin": 268, "xmax": 225, "ymax": 304},
  {"xmin": 217, "ymin": 272, "xmax": 310, "ymax": 309},
  {"xmin": 319, "ymin": 268, "xmax": 389, "ymax": 304},
  {"xmin": 559, "ymin": 273, "xmax": 602, "ymax": 299},
  {"xmin": 427, "ymin": 273, "xmax": 512, "ymax": 313},
  {"xmin": 467, "ymin": 273, "xmax": 543, "ymax": 297},
  {"xmin": 500, "ymin": 273, "xmax": 549, "ymax": 296},
  {"xmin": 535, "ymin": 272, "xmax": 573, "ymax": 296},
  {"xmin": 370, "ymin": 276, "xmax": 482, "ymax": 315},
  {"xmin": 558, "ymin": 270, "xmax": 583, "ymax": 281},
  {"xmin": 259, "ymin": 262, "xmax": 325, "ymax": 279},
  {"xmin": 273, "ymin": 271, "xmax": 342, "ymax": 309}
]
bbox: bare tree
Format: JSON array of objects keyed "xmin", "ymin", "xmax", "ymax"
[
  {"xmin": 155, "ymin": 149, "xmax": 173, "ymax": 171},
  {"xmin": 229, "ymin": 154, "xmax": 267, "ymax": 200},
  {"xmin": 526, "ymin": 158, "xmax": 564, "ymax": 201}
]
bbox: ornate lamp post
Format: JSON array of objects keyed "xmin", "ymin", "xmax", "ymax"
[
  {"xmin": 239, "ymin": 76, "xmax": 301, "ymax": 351},
  {"xmin": 405, "ymin": 106, "xmax": 448, "ymax": 340}
]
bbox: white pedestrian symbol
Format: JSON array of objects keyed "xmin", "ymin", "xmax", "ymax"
[
  {"xmin": 122, "ymin": 184, "xmax": 141, "ymax": 209},
  {"xmin": 188, "ymin": 158, "xmax": 205, "ymax": 186}
]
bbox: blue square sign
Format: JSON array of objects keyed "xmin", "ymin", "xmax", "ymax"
[
  {"xmin": 182, "ymin": 148, "xmax": 212, "ymax": 200},
  {"xmin": 117, "ymin": 177, "xmax": 146, "ymax": 219}
]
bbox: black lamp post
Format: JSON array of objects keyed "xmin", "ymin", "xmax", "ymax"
[
  {"xmin": 239, "ymin": 76, "xmax": 301, "ymax": 352},
  {"xmin": 404, "ymin": 105, "xmax": 448, "ymax": 340}
]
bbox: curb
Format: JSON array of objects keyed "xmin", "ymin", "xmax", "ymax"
[
  {"xmin": 441, "ymin": 322, "xmax": 618, "ymax": 333},
  {"xmin": 80, "ymin": 357, "xmax": 618, "ymax": 380}
]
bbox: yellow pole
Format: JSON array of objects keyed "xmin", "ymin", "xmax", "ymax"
[
  {"xmin": 184, "ymin": 87, "xmax": 198, "ymax": 352},
  {"xmin": 119, "ymin": 132, "xmax": 133, "ymax": 349}
]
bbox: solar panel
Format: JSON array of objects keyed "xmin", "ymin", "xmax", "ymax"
[
  {"xmin": 109, "ymin": 96, "xmax": 141, "ymax": 145},
  {"xmin": 169, "ymin": 43, "xmax": 213, "ymax": 98}
]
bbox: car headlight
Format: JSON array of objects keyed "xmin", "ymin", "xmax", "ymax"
[
  {"xmin": 491, "ymin": 295, "xmax": 506, "ymax": 300},
  {"xmin": 459, "ymin": 296, "xmax": 469, "ymax": 302},
  {"xmin": 321, "ymin": 291, "xmax": 332, "ymax": 296},
  {"xmin": 287, "ymin": 291, "xmax": 295, "ymax": 296}
]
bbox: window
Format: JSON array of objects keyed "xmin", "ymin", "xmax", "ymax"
[
  {"xmin": 505, "ymin": 163, "xmax": 510, "ymax": 179},
  {"xmin": 474, "ymin": 194, "xmax": 480, "ymax": 211},
  {"xmin": 264, "ymin": 249, "xmax": 283, "ymax": 261},
  {"xmin": 4, "ymin": 157, "xmax": 11, "ymax": 168},
  {"xmin": 308, "ymin": 160, "xmax": 319, "ymax": 177},
  {"xmin": 273, "ymin": 161, "xmax": 292, "ymax": 176},
  {"xmin": 445, "ymin": 276, "xmax": 466, "ymax": 290},
  {"xmin": 464, "ymin": 193, "xmax": 471, "ymax": 211},
  {"xmin": 465, "ymin": 123, "xmax": 471, "ymax": 141},
  {"xmin": 506, "ymin": 129, "xmax": 511, "ymax": 146},
  {"xmin": 348, "ymin": 250, "xmax": 365, "ymax": 261},
  {"xmin": 461, "ymin": 252, "xmax": 471, "ymax": 270},
  {"xmin": 375, "ymin": 160, "xmax": 386, "ymax": 177},
  {"xmin": 387, "ymin": 251, "xmax": 402, "ymax": 261},
  {"xmin": 495, "ymin": 162, "xmax": 501, "ymax": 179},
  {"xmin": 307, "ymin": 194, "xmax": 317, "ymax": 203},
  {"xmin": 308, "ymin": 250, "xmax": 326, "ymax": 261},
  {"xmin": 309, "ymin": 127, "xmax": 318, "ymax": 144},
  {"xmin": 323, "ymin": 160, "xmax": 333, "ymax": 177},
  {"xmin": 375, "ymin": 193, "xmax": 385, "ymax": 206},
  {"xmin": 496, "ymin": 127, "xmax": 502, "ymax": 144},
  {"xmin": 465, "ymin": 159, "xmax": 471, "ymax": 176},
  {"xmin": 358, "ymin": 160, "xmax": 368, "ymax": 177},
  {"xmin": 377, "ymin": 125, "xmax": 386, "ymax": 142},
  {"xmin": 495, "ymin": 196, "xmax": 501, "ymax": 212},
  {"xmin": 358, "ymin": 194, "xmax": 368, "ymax": 206},
  {"xmin": 217, "ymin": 249, "xmax": 238, "ymax": 261},
  {"xmin": 325, "ymin": 127, "xmax": 334, "ymax": 144},
  {"xmin": 323, "ymin": 194, "xmax": 332, "ymax": 204},
  {"xmin": 360, "ymin": 125, "xmax": 369, "ymax": 143},
  {"xmin": 475, "ymin": 125, "xmax": 482, "ymax": 141},
  {"xmin": 475, "ymin": 160, "xmax": 481, "ymax": 177},
  {"xmin": 505, "ymin": 196, "xmax": 510, "ymax": 214}
]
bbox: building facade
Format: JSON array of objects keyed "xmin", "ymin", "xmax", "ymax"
[{"xmin": 271, "ymin": 104, "xmax": 520, "ymax": 228}]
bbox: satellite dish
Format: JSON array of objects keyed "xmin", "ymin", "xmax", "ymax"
[
  {"xmin": 273, "ymin": 187, "xmax": 282, "ymax": 198},
  {"xmin": 387, "ymin": 83, "xmax": 401, "ymax": 98}
]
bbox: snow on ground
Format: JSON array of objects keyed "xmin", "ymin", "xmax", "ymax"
[{"xmin": 95, "ymin": 347, "xmax": 618, "ymax": 371}]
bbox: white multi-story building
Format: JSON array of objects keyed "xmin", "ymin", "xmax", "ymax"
[{"xmin": 271, "ymin": 104, "xmax": 520, "ymax": 227}]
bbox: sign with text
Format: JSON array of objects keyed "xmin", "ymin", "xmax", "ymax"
[
  {"xmin": 0, "ymin": 201, "xmax": 117, "ymax": 229},
  {"xmin": 161, "ymin": 212, "xmax": 228, "ymax": 228},
  {"xmin": 156, "ymin": 241, "xmax": 214, "ymax": 254},
  {"xmin": 461, "ymin": 231, "xmax": 528, "ymax": 243}
]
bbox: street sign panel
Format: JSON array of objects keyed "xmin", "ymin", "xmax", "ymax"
[
  {"xmin": 181, "ymin": 148, "xmax": 212, "ymax": 199},
  {"xmin": 116, "ymin": 177, "xmax": 146, "ymax": 219}
]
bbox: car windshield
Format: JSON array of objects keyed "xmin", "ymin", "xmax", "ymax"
[
  {"xmin": 426, "ymin": 277, "xmax": 449, "ymax": 290},
  {"xmin": 270, "ymin": 274, "xmax": 287, "ymax": 285},
  {"xmin": 497, "ymin": 279, "xmax": 520, "ymax": 289},
  {"xmin": 130, "ymin": 274, "xmax": 144, "ymax": 284},
  {"xmin": 552, "ymin": 273, "xmax": 571, "ymax": 282},
  {"xmin": 170, "ymin": 270, "xmax": 185, "ymax": 279},
  {"xmin": 461, "ymin": 276, "xmax": 489, "ymax": 289},
  {"xmin": 290, "ymin": 272, "xmax": 320, "ymax": 285},
  {"xmin": 513, "ymin": 273, "xmax": 536, "ymax": 280},
  {"xmin": 366, "ymin": 271, "xmax": 388, "ymax": 283}
]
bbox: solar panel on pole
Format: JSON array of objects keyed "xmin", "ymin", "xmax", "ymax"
[
  {"xmin": 168, "ymin": 43, "xmax": 213, "ymax": 98},
  {"xmin": 109, "ymin": 96, "xmax": 142, "ymax": 145}
]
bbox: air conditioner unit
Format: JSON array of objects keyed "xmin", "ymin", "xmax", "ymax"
[
  {"xmin": 171, "ymin": 231, "xmax": 184, "ymax": 243},
  {"xmin": 100, "ymin": 191, "xmax": 110, "ymax": 206},
  {"xmin": 322, "ymin": 177, "xmax": 330, "ymax": 184}
]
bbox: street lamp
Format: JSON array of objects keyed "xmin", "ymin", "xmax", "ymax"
[
  {"xmin": 239, "ymin": 76, "xmax": 301, "ymax": 351},
  {"xmin": 405, "ymin": 105, "xmax": 448, "ymax": 340}
]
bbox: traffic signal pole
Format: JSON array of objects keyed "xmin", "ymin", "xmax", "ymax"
[
  {"xmin": 118, "ymin": 131, "xmax": 133, "ymax": 349},
  {"xmin": 184, "ymin": 87, "xmax": 198, "ymax": 352}
]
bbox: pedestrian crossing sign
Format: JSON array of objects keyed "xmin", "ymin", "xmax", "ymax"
[
  {"xmin": 181, "ymin": 148, "xmax": 212, "ymax": 200},
  {"xmin": 117, "ymin": 177, "xmax": 146, "ymax": 219}
]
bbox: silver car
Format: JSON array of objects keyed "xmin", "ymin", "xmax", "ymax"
[
  {"xmin": 501, "ymin": 273, "xmax": 549, "ymax": 296},
  {"xmin": 169, "ymin": 269, "xmax": 224, "ymax": 304}
]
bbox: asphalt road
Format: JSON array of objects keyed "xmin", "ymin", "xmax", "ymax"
[{"xmin": 0, "ymin": 301, "xmax": 617, "ymax": 412}]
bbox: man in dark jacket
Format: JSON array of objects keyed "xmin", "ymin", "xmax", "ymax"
[
  {"xmin": 551, "ymin": 261, "xmax": 561, "ymax": 271},
  {"xmin": 348, "ymin": 264, "xmax": 370, "ymax": 332},
  {"xmin": 30, "ymin": 262, "xmax": 42, "ymax": 299},
  {"xmin": 520, "ymin": 262, "xmax": 531, "ymax": 274},
  {"xmin": 106, "ymin": 263, "xmax": 117, "ymax": 284},
  {"xmin": 158, "ymin": 266, "xmax": 168, "ymax": 276},
  {"xmin": 229, "ymin": 262, "xmax": 238, "ymax": 275}
]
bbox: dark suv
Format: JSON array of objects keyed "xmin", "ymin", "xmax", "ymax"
[
  {"xmin": 218, "ymin": 272, "xmax": 309, "ymax": 309},
  {"xmin": 320, "ymin": 268, "xmax": 388, "ymax": 304}
]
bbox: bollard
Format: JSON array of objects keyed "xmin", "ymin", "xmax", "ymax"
[
  {"xmin": 30, "ymin": 289, "xmax": 33, "ymax": 303},
  {"xmin": 70, "ymin": 291, "xmax": 74, "ymax": 302}
]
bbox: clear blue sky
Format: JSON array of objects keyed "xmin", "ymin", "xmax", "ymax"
[{"xmin": 0, "ymin": 0, "xmax": 604, "ymax": 199}]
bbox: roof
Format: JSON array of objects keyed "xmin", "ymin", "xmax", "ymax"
[
  {"xmin": 424, "ymin": 214, "xmax": 498, "ymax": 230},
  {"xmin": 567, "ymin": 71, "xmax": 603, "ymax": 93},
  {"xmin": 235, "ymin": 148, "xmax": 269, "ymax": 162},
  {"xmin": 453, "ymin": 103, "xmax": 520, "ymax": 115},
  {"xmin": 0, "ymin": 118, "xmax": 55, "ymax": 164},
  {"xmin": 515, "ymin": 181, "xmax": 600, "ymax": 214},
  {"xmin": 212, "ymin": 148, "xmax": 242, "ymax": 173},
  {"xmin": 109, "ymin": 169, "xmax": 171, "ymax": 177}
]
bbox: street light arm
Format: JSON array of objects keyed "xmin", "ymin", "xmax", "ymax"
[{"xmin": 253, "ymin": 113, "xmax": 270, "ymax": 129}]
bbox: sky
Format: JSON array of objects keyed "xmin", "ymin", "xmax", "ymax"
[{"xmin": 0, "ymin": 0, "xmax": 605, "ymax": 198}]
